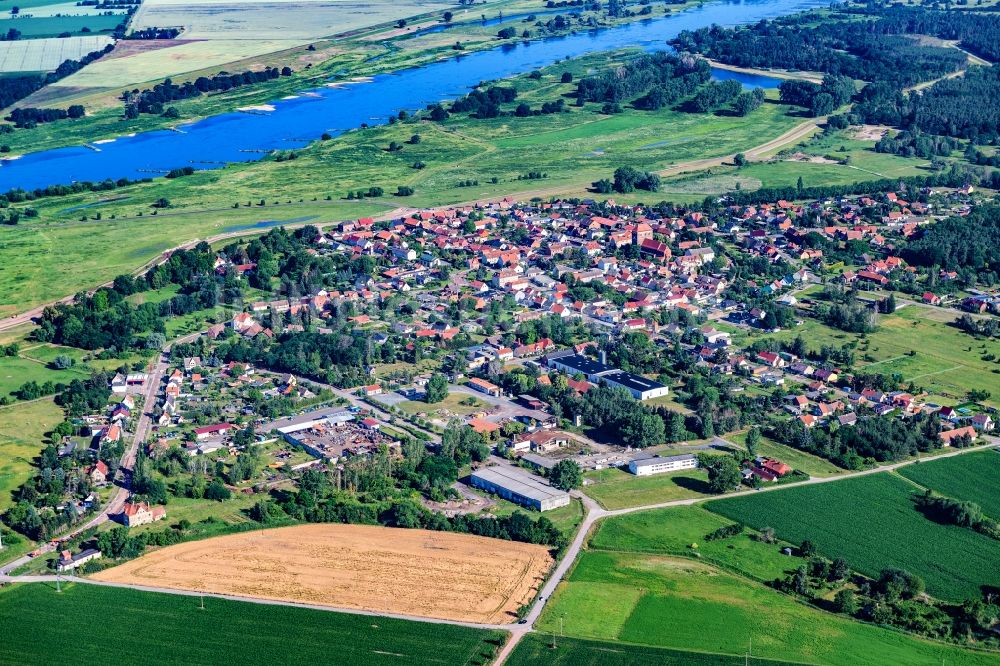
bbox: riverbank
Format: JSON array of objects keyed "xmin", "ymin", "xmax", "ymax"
[{"xmin": 705, "ymin": 58, "xmax": 824, "ymax": 84}]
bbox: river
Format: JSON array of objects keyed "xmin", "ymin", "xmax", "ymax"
[{"xmin": 0, "ymin": 0, "xmax": 827, "ymax": 192}]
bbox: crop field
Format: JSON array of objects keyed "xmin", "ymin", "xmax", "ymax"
[
  {"xmin": 51, "ymin": 38, "xmax": 305, "ymax": 88},
  {"xmin": 0, "ymin": 35, "xmax": 112, "ymax": 72},
  {"xmin": 5, "ymin": 1, "xmax": 128, "ymax": 17},
  {"xmin": 92, "ymin": 523, "xmax": 553, "ymax": 623},
  {"xmin": 707, "ymin": 471, "xmax": 1000, "ymax": 601},
  {"xmin": 534, "ymin": 550, "xmax": 997, "ymax": 666},
  {"xmin": 131, "ymin": 0, "xmax": 454, "ymax": 41},
  {"xmin": 582, "ymin": 467, "xmax": 711, "ymax": 510},
  {"xmin": 0, "ymin": 583, "xmax": 505, "ymax": 666},
  {"xmin": 508, "ymin": 634, "xmax": 804, "ymax": 666},
  {"xmin": 0, "ymin": 14, "xmax": 123, "ymax": 38},
  {"xmin": 0, "ymin": 398, "xmax": 63, "ymax": 512},
  {"xmin": 899, "ymin": 450, "xmax": 1000, "ymax": 519},
  {"xmin": 589, "ymin": 505, "xmax": 798, "ymax": 582}
]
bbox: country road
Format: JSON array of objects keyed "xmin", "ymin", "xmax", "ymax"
[{"xmin": 4, "ymin": 435, "xmax": 994, "ymax": 664}]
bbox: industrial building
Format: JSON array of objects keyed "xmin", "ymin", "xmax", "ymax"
[
  {"xmin": 545, "ymin": 353, "xmax": 669, "ymax": 401},
  {"xmin": 599, "ymin": 371, "xmax": 670, "ymax": 401},
  {"xmin": 628, "ymin": 453, "xmax": 698, "ymax": 476},
  {"xmin": 469, "ymin": 465, "xmax": 570, "ymax": 511}
]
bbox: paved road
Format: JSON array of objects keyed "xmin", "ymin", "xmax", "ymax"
[{"xmin": 0, "ymin": 333, "xmax": 196, "ymax": 575}]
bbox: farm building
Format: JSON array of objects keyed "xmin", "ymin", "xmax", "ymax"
[
  {"xmin": 628, "ymin": 454, "xmax": 698, "ymax": 476},
  {"xmin": 466, "ymin": 377, "xmax": 503, "ymax": 397},
  {"xmin": 56, "ymin": 548, "xmax": 102, "ymax": 572},
  {"xmin": 469, "ymin": 466, "xmax": 570, "ymax": 511}
]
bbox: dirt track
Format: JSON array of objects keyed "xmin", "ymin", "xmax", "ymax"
[{"xmin": 92, "ymin": 524, "xmax": 552, "ymax": 623}]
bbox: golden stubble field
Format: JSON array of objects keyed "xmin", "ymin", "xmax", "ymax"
[{"xmin": 92, "ymin": 523, "xmax": 553, "ymax": 623}]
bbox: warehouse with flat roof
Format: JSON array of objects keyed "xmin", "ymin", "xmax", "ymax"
[
  {"xmin": 628, "ymin": 453, "xmax": 698, "ymax": 476},
  {"xmin": 600, "ymin": 370, "xmax": 670, "ymax": 401},
  {"xmin": 469, "ymin": 465, "xmax": 570, "ymax": 511}
]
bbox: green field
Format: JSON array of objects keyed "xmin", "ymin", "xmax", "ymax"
[
  {"xmin": 0, "ymin": 583, "xmax": 505, "ymax": 666},
  {"xmin": 707, "ymin": 471, "xmax": 1000, "ymax": 601},
  {"xmin": 0, "ymin": 13, "xmax": 123, "ymax": 38},
  {"xmin": 0, "ymin": 398, "xmax": 63, "ymax": 512},
  {"xmin": 535, "ymin": 550, "xmax": 998, "ymax": 666},
  {"xmin": 899, "ymin": 450, "xmax": 1000, "ymax": 519},
  {"xmin": 508, "ymin": 634, "xmax": 805, "ymax": 666},
  {"xmin": 589, "ymin": 505, "xmax": 798, "ymax": 582},
  {"xmin": 582, "ymin": 466, "xmax": 711, "ymax": 510},
  {"xmin": 762, "ymin": 308, "xmax": 1000, "ymax": 408},
  {"xmin": 726, "ymin": 430, "xmax": 844, "ymax": 477},
  {"xmin": 399, "ymin": 392, "xmax": 487, "ymax": 417}
]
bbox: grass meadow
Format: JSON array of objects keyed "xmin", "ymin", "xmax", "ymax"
[
  {"xmin": 899, "ymin": 450, "xmax": 1000, "ymax": 520},
  {"xmin": 582, "ymin": 467, "xmax": 711, "ymax": 510},
  {"xmin": 0, "ymin": 398, "xmax": 63, "ymax": 512},
  {"xmin": 0, "ymin": 583, "xmax": 506, "ymax": 666},
  {"xmin": 760, "ymin": 307, "xmax": 1000, "ymax": 408},
  {"xmin": 707, "ymin": 472, "xmax": 1000, "ymax": 602}
]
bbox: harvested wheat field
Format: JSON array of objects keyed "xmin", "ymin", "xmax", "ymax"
[{"xmin": 92, "ymin": 523, "xmax": 553, "ymax": 623}]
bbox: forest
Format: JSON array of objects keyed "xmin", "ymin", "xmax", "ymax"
[
  {"xmin": 671, "ymin": 6, "xmax": 1000, "ymax": 142},
  {"xmin": 902, "ymin": 205, "xmax": 1000, "ymax": 279}
]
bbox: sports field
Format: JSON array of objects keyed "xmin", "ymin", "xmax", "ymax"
[
  {"xmin": 0, "ymin": 35, "xmax": 112, "ymax": 72},
  {"xmin": 899, "ymin": 450, "xmax": 1000, "ymax": 519},
  {"xmin": 707, "ymin": 471, "xmax": 1000, "ymax": 601},
  {"xmin": 0, "ymin": 583, "xmax": 505, "ymax": 666},
  {"xmin": 92, "ymin": 523, "xmax": 553, "ymax": 623}
]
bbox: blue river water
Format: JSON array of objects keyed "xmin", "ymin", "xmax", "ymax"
[{"xmin": 0, "ymin": 0, "xmax": 826, "ymax": 191}]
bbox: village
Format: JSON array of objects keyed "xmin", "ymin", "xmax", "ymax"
[{"xmin": 16, "ymin": 181, "xmax": 997, "ymax": 579}]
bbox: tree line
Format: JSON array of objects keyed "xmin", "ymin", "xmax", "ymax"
[{"xmin": 122, "ymin": 67, "xmax": 291, "ymax": 117}]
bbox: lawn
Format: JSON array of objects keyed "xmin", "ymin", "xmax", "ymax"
[
  {"xmin": 491, "ymin": 497, "xmax": 585, "ymax": 538},
  {"xmin": 399, "ymin": 392, "xmax": 487, "ymax": 417},
  {"xmin": 727, "ymin": 430, "xmax": 845, "ymax": 478},
  {"xmin": 0, "ymin": 398, "xmax": 63, "ymax": 512},
  {"xmin": 0, "ymin": 353, "xmax": 89, "ymax": 398},
  {"xmin": 535, "ymin": 550, "xmax": 998, "ymax": 666},
  {"xmin": 589, "ymin": 505, "xmax": 798, "ymax": 583},
  {"xmin": 707, "ymin": 472, "xmax": 1000, "ymax": 602},
  {"xmin": 898, "ymin": 450, "xmax": 1000, "ymax": 520},
  {"xmin": 0, "ymin": 583, "xmax": 505, "ymax": 666},
  {"xmin": 582, "ymin": 466, "xmax": 711, "ymax": 510}
]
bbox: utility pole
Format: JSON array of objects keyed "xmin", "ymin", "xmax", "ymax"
[{"xmin": 199, "ymin": 594, "xmax": 205, "ymax": 610}]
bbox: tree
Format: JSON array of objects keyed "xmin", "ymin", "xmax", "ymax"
[
  {"xmin": 733, "ymin": 153, "xmax": 748, "ymax": 167},
  {"xmin": 561, "ymin": 71, "xmax": 573, "ymax": 83},
  {"xmin": 744, "ymin": 426, "xmax": 761, "ymax": 459},
  {"xmin": 698, "ymin": 454, "xmax": 742, "ymax": 493},
  {"xmin": 829, "ymin": 557, "xmax": 850, "ymax": 582},
  {"xmin": 205, "ymin": 478, "xmax": 231, "ymax": 501},
  {"xmin": 425, "ymin": 373, "xmax": 448, "ymax": 403},
  {"xmin": 549, "ymin": 460, "xmax": 582, "ymax": 491},
  {"xmin": 51, "ymin": 354, "xmax": 74, "ymax": 370},
  {"xmin": 799, "ymin": 539, "xmax": 817, "ymax": 557},
  {"xmin": 834, "ymin": 589, "xmax": 859, "ymax": 615}
]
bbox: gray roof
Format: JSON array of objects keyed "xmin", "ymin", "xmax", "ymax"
[
  {"xmin": 471, "ymin": 465, "xmax": 568, "ymax": 502},
  {"xmin": 550, "ymin": 354, "xmax": 612, "ymax": 377},
  {"xmin": 520, "ymin": 454, "xmax": 557, "ymax": 470},
  {"xmin": 601, "ymin": 370, "xmax": 668, "ymax": 393}
]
